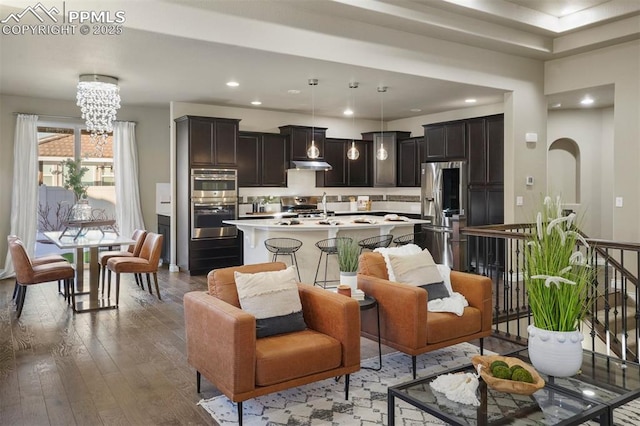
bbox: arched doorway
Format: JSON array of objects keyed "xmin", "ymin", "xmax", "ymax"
[{"xmin": 548, "ymin": 138, "xmax": 580, "ymax": 204}]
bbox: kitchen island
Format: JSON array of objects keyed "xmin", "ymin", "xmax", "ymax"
[{"xmin": 224, "ymin": 215, "xmax": 430, "ymax": 284}]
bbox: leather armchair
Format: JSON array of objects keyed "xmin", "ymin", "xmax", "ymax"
[
  {"xmin": 358, "ymin": 252, "xmax": 492, "ymax": 378},
  {"xmin": 184, "ymin": 262, "xmax": 361, "ymax": 426}
]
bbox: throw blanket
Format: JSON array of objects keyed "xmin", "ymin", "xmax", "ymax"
[{"xmin": 428, "ymin": 291, "xmax": 468, "ymax": 316}]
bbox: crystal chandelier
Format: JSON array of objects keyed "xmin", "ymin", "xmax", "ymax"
[{"xmin": 76, "ymin": 74, "xmax": 121, "ymax": 156}]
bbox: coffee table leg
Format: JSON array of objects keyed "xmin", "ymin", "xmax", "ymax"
[{"xmin": 388, "ymin": 390, "xmax": 395, "ymax": 426}]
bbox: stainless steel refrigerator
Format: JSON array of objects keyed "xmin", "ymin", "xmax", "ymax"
[{"xmin": 421, "ymin": 161, "xmax": 467, "ymax": 270}]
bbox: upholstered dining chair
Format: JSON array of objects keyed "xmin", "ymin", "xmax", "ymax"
[
  {"xmin": 7, "ymin": 235, "xmax": 71, "ymax": 302},
  {"xmin": 106, "ymin": 232, "xmax": 164, "ymax": 306},
  {"xmin": 8, "ymin": 238, "xmax": 76, "ymax": 318},
  {"xmin": 98, "ymin": 229, "xmax": 147, "ymax": 296}
]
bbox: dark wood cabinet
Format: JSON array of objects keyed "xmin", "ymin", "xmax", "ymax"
[
  {"xmin": 467, "ymin": 115, "xmax": 504, "ymax": 186},
  {"xmin": 316, "ymin": 138, "xmax": 372, "ymax": 187},
  {"xmin": 238, "ymin": 132, "xmax": 288, "ymax": 187},
  {"xmin": 157, "ymin": 214, "xmax": 170, "ymax": 264},
  {"xmin": 423, "ymin": 121, "xmax": 466, "ymax": 161},
  {"xmin": 362, "ymin": 131, "xmax": 411, "ymax": 187},
  {"xmin": 176, "ymin": 116, "xmax": 240, "ymax": 167},
  {"xmin": 397, "ymin": 137, "xmax": 424, "ymax": 187},
  {"xmin": 279, "ymin": 125, "xmax": 327, "ymax": 161}
]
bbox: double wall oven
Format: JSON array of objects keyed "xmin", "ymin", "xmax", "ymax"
[{"xmin": 191, "ymin": 169, "xmax": 238, "ymax": 239}]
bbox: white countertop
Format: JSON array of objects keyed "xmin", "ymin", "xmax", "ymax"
[{"xmin": 225, "ymin": 214, "xmax": 429, "ymax": 231}]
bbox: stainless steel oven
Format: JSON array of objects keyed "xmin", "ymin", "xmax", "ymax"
[
  {"xmin": 191, "ymin": 169, "xmax": 237, "ymax": 198},
  {"xmin": 191, "ymin": 169, "xmax": 238, "ymax": 239},
  {"xmin": 191, "ymin": 197, "xmax": 238, "ymax": 239}
]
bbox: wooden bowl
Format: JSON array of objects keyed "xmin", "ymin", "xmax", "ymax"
[{"xmin": 471, "ymin": 355, "xmax": 545, "ymax": 395}]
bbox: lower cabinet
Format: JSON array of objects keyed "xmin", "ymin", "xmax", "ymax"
[
  {"xmin": 187, "ymin": 234, "xmax": 243, "ymax": 275},
  {"xmin": 157, "ymin": 215, "xmax": 170, "ymax": 264}
]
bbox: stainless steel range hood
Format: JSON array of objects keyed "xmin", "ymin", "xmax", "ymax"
[{"xmin": 289, "ymin": 160, "xmax": 333, "ymax": 171}]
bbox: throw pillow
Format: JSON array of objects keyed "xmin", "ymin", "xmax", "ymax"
[
  {"xmin": 419, "ymin": 282, "xmax": 451, "ymax": 301},
  {"xmin": 389, "ymin": 250, "xmax": 451, "ymax": 301},
  {"xmin": 234, "ymin": 266, "xmax": 307, "ymax": 338},
  {"xmin": 374, "ymin": 243, "xmax": 422, "ymax": 281}
]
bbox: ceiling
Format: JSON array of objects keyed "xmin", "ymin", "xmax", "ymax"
[{"xmin": 0, "ymin": 0, "xmax": 637, "ymax": 121}]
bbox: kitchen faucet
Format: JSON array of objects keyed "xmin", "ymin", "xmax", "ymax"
[{"xmin": 321, "ymin": 192, "xmax": 328, "ymax": 219}]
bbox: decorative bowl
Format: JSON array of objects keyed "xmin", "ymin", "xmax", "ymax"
[{"xmin": 471, "ymin": 355, "xmax": 545, "ymax": 395}]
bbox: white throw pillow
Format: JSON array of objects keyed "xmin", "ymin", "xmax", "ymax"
[
  {"xmin": 234, "ymin": 266, "xmax": 306, "ymax": 338},
  {"xmin": 389, "ymin": 250, "xmax": 451, "ymax": 301},
  {"xmin": 374, "ymin": 243, "xmax": 422, "ymax": 281}
]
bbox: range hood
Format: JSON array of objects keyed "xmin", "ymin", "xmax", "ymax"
[{"xmin": 289, "ymin": 160, "xmax": 333, "ymax": 171}]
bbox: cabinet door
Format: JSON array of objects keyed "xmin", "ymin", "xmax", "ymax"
[
  {"xmin": 373, "ymin": 133, "xmax": 397, "ymax": 187},
  {"xmin": 425, "ymin": 126, "xmax": 445, "ymax": 160},
  {"xmin": 190, "ymin": 119, "xmax": 214, "ymax": 165},
  {"xmin": 289, "ymin": 127, "xmax": 310, "ymax": 160},
  {"xmin": 214, "ymin": 120, "xmax": 238, "ymax": 166},
  {"xmin": 261, "ymin": 134, "xmax": 288, "ymax": 186},
  {"xmin": 467, "ymin": 119, "xmax": 486, "ymax": 185},
  {"xmin": 347, "ymin": 140, "xmax": 371, "ymax": 187},
  {"xmin": 486, "ymin": 115, "xmax": 504, "ymax": 185},
  {"xmin": 312, "ymin": 128, "xmax": 326, "ymax": 160},
  {"xmin": 445, "ymin": 121, "xmax": 466, "ymax": 159},
  {"xmin": 319, "ymin": 138, "xmax": 347, "ymax": 186},
  {"xmin": 397, "ymin": 138, "xmax": 419, "ymax": 187},
  {"xmin": 237, "ymin": 133, "xmax": 261, "ymax": 187}
]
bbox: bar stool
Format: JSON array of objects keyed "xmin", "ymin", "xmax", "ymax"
[
  {"xmin": 358, "ymin": 234, "xmax": 393, "ymax": 253},
  {"xmin": 314, "ymin": 237, "xmax": 352, "ymax": 288},
  {"xmin": 393, "ymin": 231, "xmax": 424, "ymax": 247},
  {"xmin": 264, "ymin": 238, "xmax": 303, "ymax": 281}
]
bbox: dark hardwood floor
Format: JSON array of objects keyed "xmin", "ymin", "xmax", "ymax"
[{"xmin": 0, "ymin": 266, "xmax": 521, "ymax": 425}]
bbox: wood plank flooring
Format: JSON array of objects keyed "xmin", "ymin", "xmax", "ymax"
[{"xmin": 0, "ymin": 266, "xmax": 521, "ymax": 425}]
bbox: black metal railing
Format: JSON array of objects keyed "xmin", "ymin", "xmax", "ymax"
[{"xmin": 462, "ymin": 223, "xmax": 640, "ymax": 362}]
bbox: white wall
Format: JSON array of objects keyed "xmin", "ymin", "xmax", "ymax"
[
  {"xmin": 0, "ymin": 94, "xmax": 170, "ymax": 264},
  {"xmin": 547, "ymin": 107, "xmax": 614, "ymax": 238}
]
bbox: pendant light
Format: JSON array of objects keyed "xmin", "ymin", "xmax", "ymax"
[
  {"xmin": 307, "ymin": 78, "xmax": 320, "ymax": 159},
  {"xmin": 376, "ymin": 86, "xmax": 388, "ymax": 161},
  {"xmin": 346, "ymin": 82, "xmax": 360, "ymax": 160}
]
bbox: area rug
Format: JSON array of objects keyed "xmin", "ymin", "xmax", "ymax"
[{"xmin": 197, "ymin": 342, "xmax": 484, "ymax": 425}]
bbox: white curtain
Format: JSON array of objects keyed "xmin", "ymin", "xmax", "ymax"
[
  {"xmin": 0, "ymin": 114, "xmax": 39, "ymax": 279},
  {"xmin": 113, "ymin": 121, "xmax": 145, "ymax": 238}
]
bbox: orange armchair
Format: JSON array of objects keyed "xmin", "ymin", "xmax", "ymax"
[
  {"xmin": 358, "ymin": 252, "xmax": 492, "ymax": 378},
  {"xmin": 184, "ymin": 262, "xmax": 361, "ymax": 425}
]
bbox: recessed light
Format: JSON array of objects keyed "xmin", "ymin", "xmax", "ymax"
[
  {"xmin": 580, "ymin": 97, "xmax": 594, "ymax": 105},
  {"xmin": 343, "ymin": 108, "xmax": 354, "ymax": 116},
  {"xmin": 410, "ymin": 108, "xmax": 422, "ymax": 112},
  {"xmin": 465, "ymin": 98, "xmax": 477, "ymax": 103},
  {"xmin": 287, "ymin": 89, "xmax": 301, "ymax": 94},
  {"xmin": 226, "ymin": 81, "xmax": 239, "ymax": 87},
  {"xmin": 251, "ymin": 101, "xmax": 262, "ymax": 106},
  {"xmin": 551, "ymin": 103, "xmax": 562, "ymax": 108}
]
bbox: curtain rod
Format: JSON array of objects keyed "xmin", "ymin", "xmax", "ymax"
[{"xmin": 12, "ymin": 112, "xmax": 137, "ymax": 123}]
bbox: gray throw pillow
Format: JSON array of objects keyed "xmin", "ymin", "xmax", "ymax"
[{"xmin": 419, "ymin": 282, "xmax": 451, "ymax": 301}]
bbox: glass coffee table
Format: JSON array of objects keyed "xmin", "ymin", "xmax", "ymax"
[{"xmin": 388, "ymin": 347, "xmax": 640, "ymax": 425}]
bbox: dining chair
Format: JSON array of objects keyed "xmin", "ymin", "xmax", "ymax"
[
  {"xmin": 7, "ymin": 235, "xmax": 71, "ymax": 302},
  {"xmin": 106, "ymin": 232, "xmax": 164, "ymax": 306},
  {"xmin": 98, "ymin": 229, "xmax": 147, "ymax": 296},
  {"xmin": 8, "ymin": 238, "xmax": 76, "ymax": 318}
]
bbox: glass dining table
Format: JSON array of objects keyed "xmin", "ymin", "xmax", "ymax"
[{"xmin": 44, "ymin": 230, "xmax": 135, "ymax": 312}]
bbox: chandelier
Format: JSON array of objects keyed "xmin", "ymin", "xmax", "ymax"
[
  {"xmin": 76, "ymin": 74, "xmax": 121, "ymax": 156},
  {"xmin": 307, "ymin": 78, "xmax": 320, "ymax": 159}
]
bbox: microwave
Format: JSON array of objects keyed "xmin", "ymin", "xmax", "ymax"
[{"xmin": 191, "ymin": 168, "xmax": 237, "ymax": 199}]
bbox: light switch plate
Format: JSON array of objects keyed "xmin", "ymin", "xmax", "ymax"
[
  {"xmin": 615, "ymin": 197, "xmax": 623, "ymax": 207},
  {"xmin": 526, "ymin": 176, "xmax": 534, "ymax": 186},
  {"xmin": 516, "ymin": 196, "xmax": 524, "ymax": 206}
]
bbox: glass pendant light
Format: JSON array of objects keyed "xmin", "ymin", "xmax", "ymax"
[
  {"xmin": 307, "ymin": 79, "xmax": 320, "ymax": 159},
  {"xmin": 346, "ymin": 82, "xmax": 360, "ymax": 160},
  {"xmin": 376, "ymin": 86, "xmax": 388, "ymax": 161}
]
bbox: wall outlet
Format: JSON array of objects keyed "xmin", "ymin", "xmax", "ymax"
[
  {"xmin": 516, "ymin": 196, "xmax": 524, "ymax": 206},
  {"xmin": 615, "ymin": 197, "xmax": 623, "ymax": 207}
]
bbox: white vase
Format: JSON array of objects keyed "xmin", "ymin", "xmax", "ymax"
[
  {"xmin": 527, "ymin": 324, "xmax": 583, "ymax": 377},
  {"xmin": 339, "ymin": 271, "xmax": 358, "ymax": 292}
]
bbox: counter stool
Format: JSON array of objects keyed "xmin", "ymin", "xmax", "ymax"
[
  {"xmin": 358, "ymin": 234, "xmax": 393, "ymax": 253},
  {"xmin": 264, "ymin": 238, "xmax": 303, "ymax": 281},
  {"xmin": 314, "ymin": 237, "xmax": 352, "ymax": 288},
  {"xmin": 393, "ymin": 231, "xmax": 424, "ymax": 247}
]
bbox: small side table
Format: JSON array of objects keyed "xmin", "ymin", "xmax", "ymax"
[{"xmin": 359, "ymin": 295, "xmax": 382, "ymax": 370}]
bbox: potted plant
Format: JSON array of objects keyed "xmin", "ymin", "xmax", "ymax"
[
  {"xmin": 525, "ymin": 196, "xmax": 594, "ymax": 377},
  {"xmin": 55, "ymin": 158, "xmax": 91, "ymax": 220},
  {"xmin": 337, "ymin": 238, "xmax": 360, "ymax": 292}
]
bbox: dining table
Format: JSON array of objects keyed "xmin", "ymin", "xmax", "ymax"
[{"xmin": 44, "ymin": 230, "xmax": 135, "ymax": 312}]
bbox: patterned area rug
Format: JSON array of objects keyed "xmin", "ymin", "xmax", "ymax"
[{"xmin": 197, "ymin": 342, "xmax": 483, "ymax": 425}]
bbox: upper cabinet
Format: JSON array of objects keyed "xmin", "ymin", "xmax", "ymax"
[
  {"xmin": 397, "ymin": 136, "xmax": 425, "ymax": 187},
  {"xmin": 279, "ymin": 125, "xmax": 327, "ymax": 161},
  {"xmin": 238, "ymin": 132, "xmax": 288, "ymax": 187},
  {"xmin": 362, "ymin": 131, "xmax": 411, "ymax": 187},
  {"xmin": 423, "ymin": 120, "xmax": 466, "ymax": 161},
  {"xmin": 467, "ymin": 114, "xmax": 504, "ymax": 186},
  {"xmin": 176, "ymin": 116, "xmax": 240, "ymax": 167},
  {"xmin": 316, "ymin": 138, "xmax": 372, "ymax": 187}
]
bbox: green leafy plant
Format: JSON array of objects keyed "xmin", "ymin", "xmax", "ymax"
[
  {"xmin": 525, "ymin": 196, "xmax": 594, "ymax": 332},
  {"xmin": 337, "ymin": 239, "xmax": 360, "ymax": 273},
  {"xmin": 55, "ymin": 158, "xmax": 89, "ymax": 202}
]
